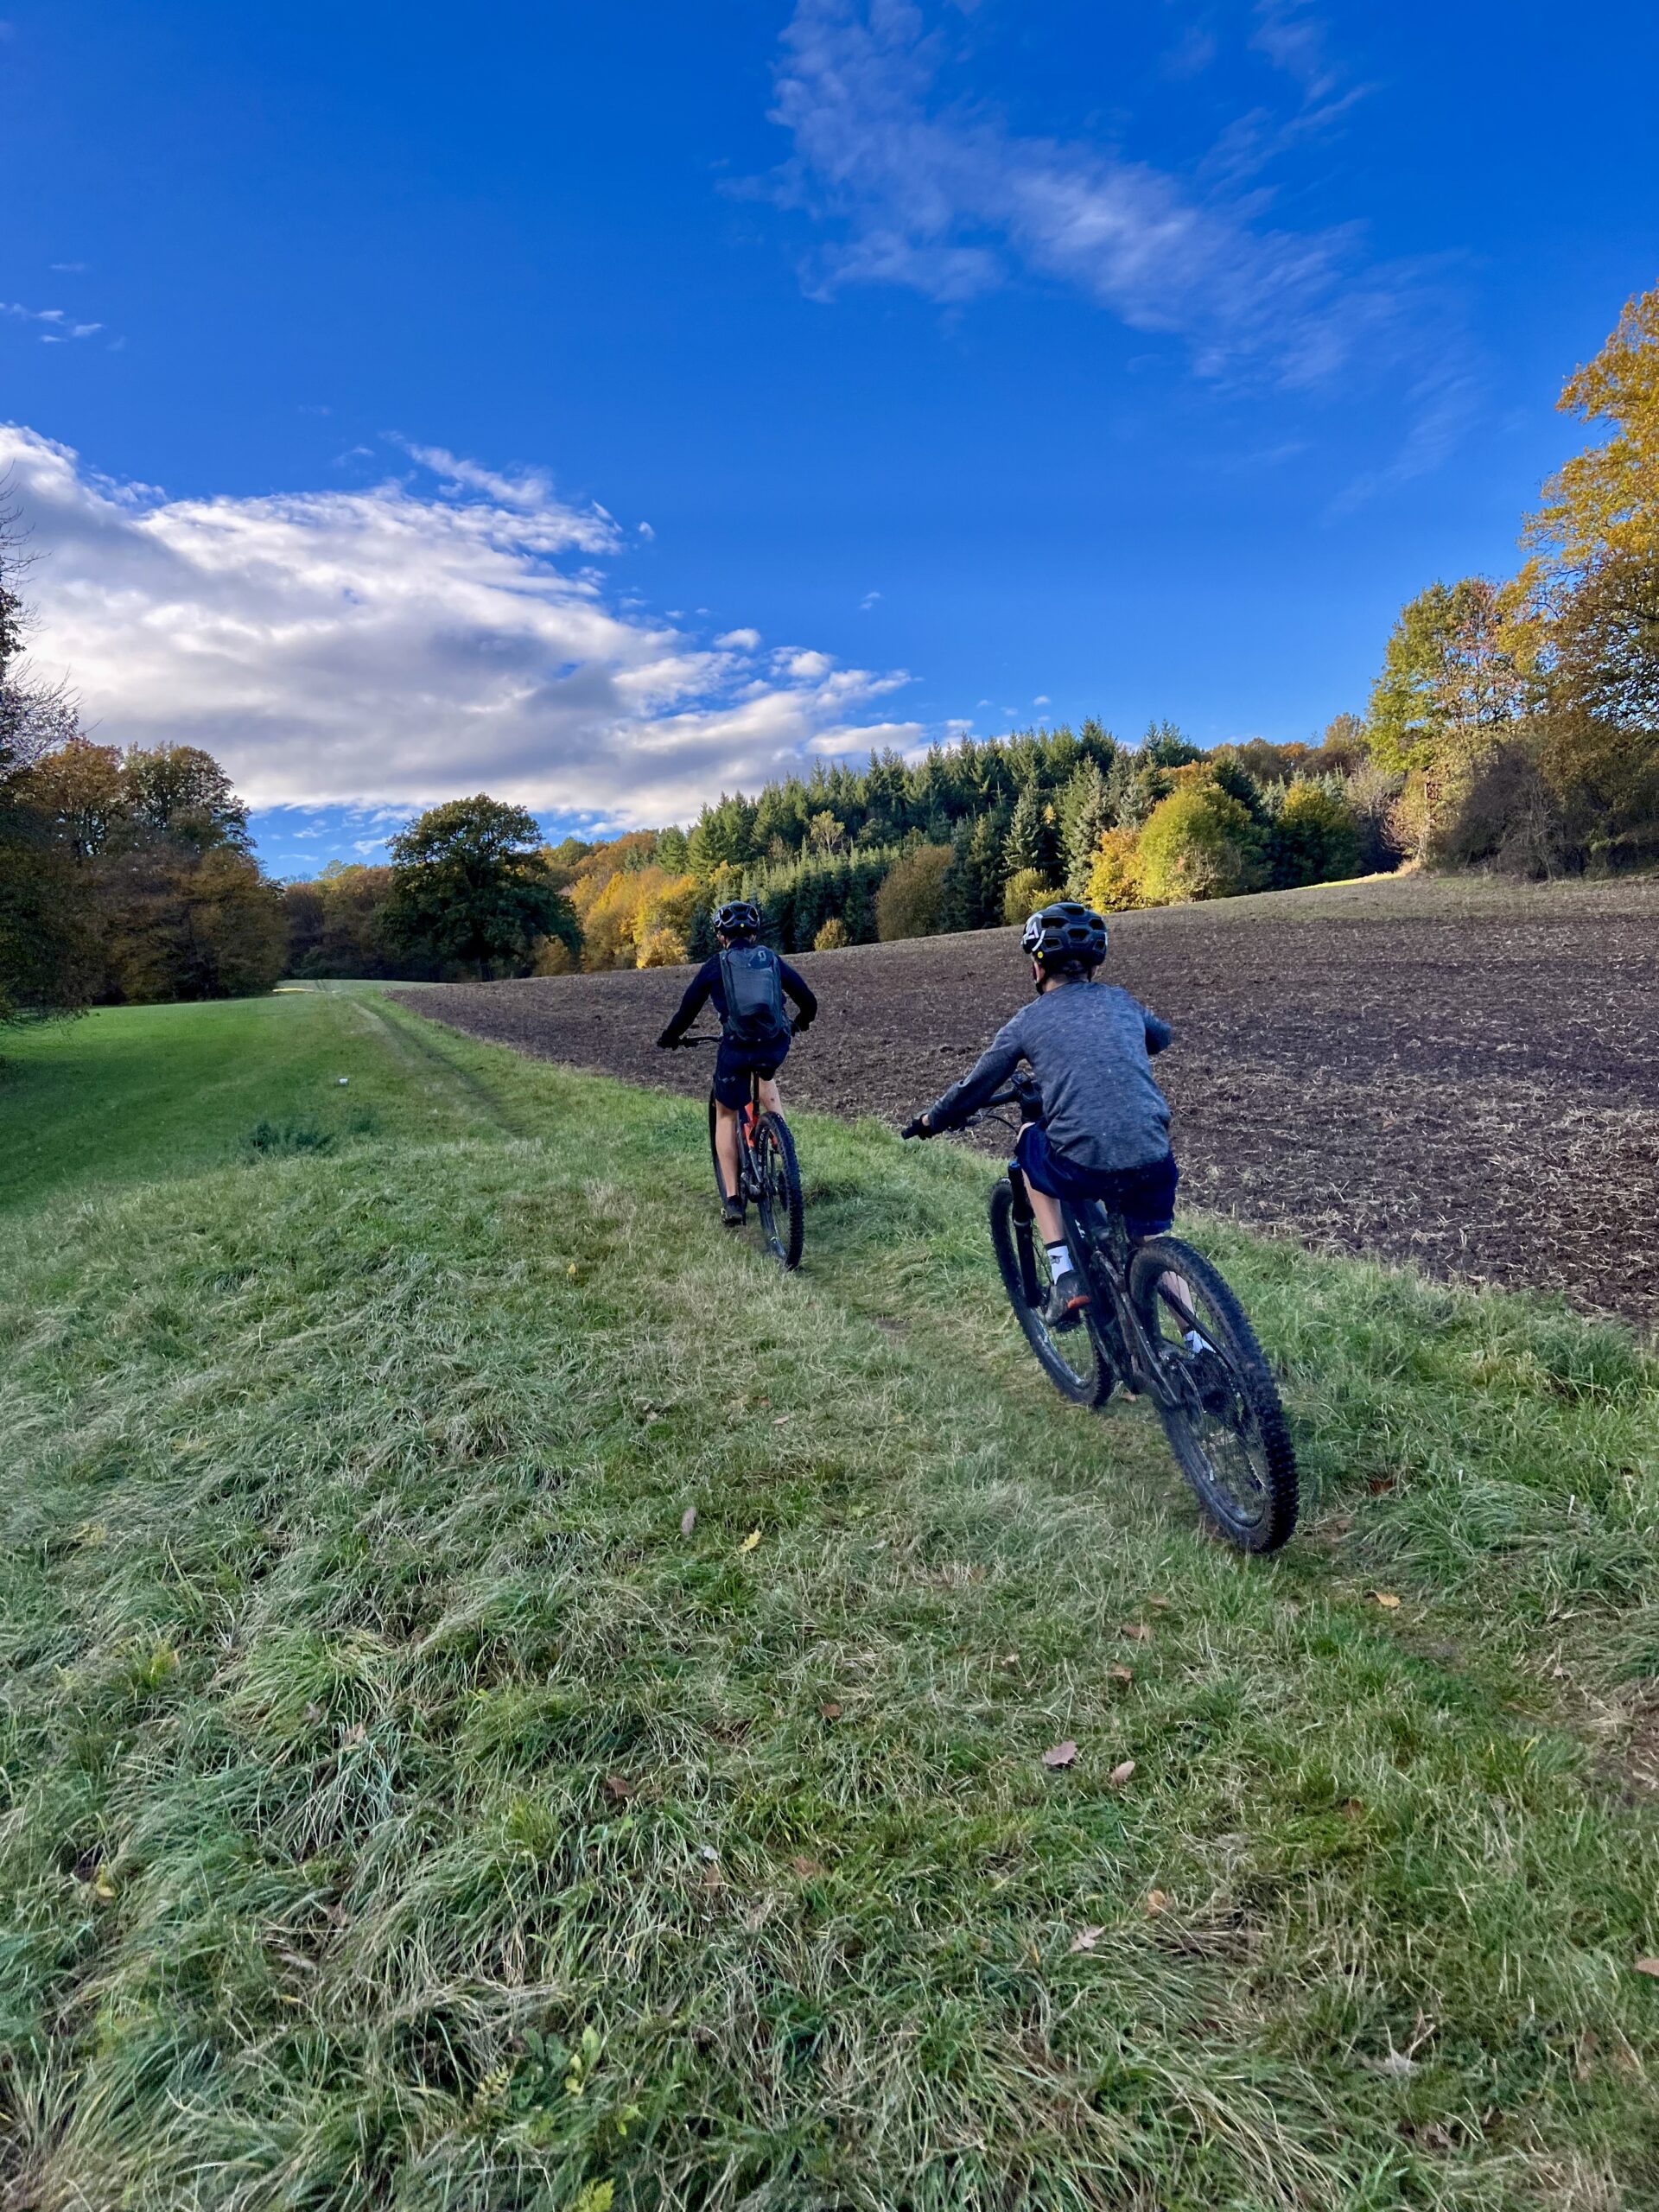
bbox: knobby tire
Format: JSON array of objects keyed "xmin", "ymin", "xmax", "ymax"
[
  {"xmin": 754, "ymin": 1112, "xmax": 804, "ymax": 1272},
  {"xmin": 1128, "ymin": 1236, "xmax": 1299, "ymax": 1553},
  {"xmin": 988, "ymin": 1179, "xmax": 1112, "ymax": 1407}
]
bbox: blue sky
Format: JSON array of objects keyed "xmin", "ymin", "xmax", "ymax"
[{"xmin": 3, "ymin": 0, "xmax": 1656, "ymax": 875}]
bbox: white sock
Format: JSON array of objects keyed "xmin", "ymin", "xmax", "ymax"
[
  {"xmin": 1045, "ymin": 1241, "xmax": 1073, "ymax": 1279},
  {"xmin": 1185, "ymin": 1326, "xmax": 1211, "ymax": 1353}
]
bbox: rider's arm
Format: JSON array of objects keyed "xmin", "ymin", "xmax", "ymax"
[
  {"xmin": 657, "ymin": 958, "xmax": 717, "ymax": 1046},
  {"xmin": 1141, "ymin": 1003, "xmax": 1173, "ymax": 1055},
  {"xmin": 779, "ymin": 959, "xmax": 818, "ymax": 1028},
  {"xmin": 924, "ymin": 1011, "xmax": 1026, "ymax": 1130}
]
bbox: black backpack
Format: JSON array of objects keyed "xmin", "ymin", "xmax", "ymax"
[{"xmin": 718, "ymin": 944, "xmax": 789, "ymax": 1052}]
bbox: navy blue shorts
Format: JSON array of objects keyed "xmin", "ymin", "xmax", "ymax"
[
  {"xmin": 713, "ymin": 1036, "xmax": 788, "ymax": 1109},
  {"xmin": 1015, "ymin": 1123, "xmax": 1179, "ymax": 1239}
]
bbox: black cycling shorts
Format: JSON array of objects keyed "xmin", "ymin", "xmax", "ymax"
[
  {"xmin": 712, "ymin": 1035, "xmax": 788, "ymax": 1109},
  {"xmin": 1015, "ymin": 1122, "xmax": 1178, "ymax": 1239}
]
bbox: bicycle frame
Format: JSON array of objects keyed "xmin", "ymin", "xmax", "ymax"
[
  {"xmin": 982, "ymin": 1072, "xmax": 1181, "ymax": 1411},
  {"xmin": 684, "ymin": 1036, "xmax": 769, "ymax": 1198}
]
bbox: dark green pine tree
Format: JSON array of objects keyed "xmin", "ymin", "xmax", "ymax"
[
  {"xmin": 1058, "ymin": 759, "xmax": 1114, "ymax": 895},
  {"xmin": 941, "ymin": 811, "xmax": 1010, "ymax": 931},
  {"xmin": 1003, "ymin": 783, "xmax": 1061, "ymax": 880}
]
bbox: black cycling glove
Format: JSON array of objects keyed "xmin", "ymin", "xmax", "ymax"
[
  {"xmin": 656, "ymin": 1029, "xmax": 681, "ymax": 1050},
  {"xmin": 900, "ymin": 1115, "xmax": 934, "ymax": 1141}
]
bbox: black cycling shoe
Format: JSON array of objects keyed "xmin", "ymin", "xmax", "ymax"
[
  {"xmin": 721, "ymin": 1195, "xmax": 747, "ymax": 1227},
  {"xmin": 1043, "ymin": 1269, "xmax": 1090, "ymax": 1332}
]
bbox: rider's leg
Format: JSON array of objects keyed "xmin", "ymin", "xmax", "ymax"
[
  {"xmin": 714, "ymin": 1100, "xmax": 741, "ymax": 1200},
  {"xmin": 756, "ymin": 1074, "xmax": 782, "ymax": 1116},
  {"xmin": 1028, "ymin": 1185, "xmax": 1065, "ymax": 1249}
]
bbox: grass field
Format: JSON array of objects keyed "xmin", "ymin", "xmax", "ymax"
[{"xmin": 3, "ymin": 991, "xmax": 1659, "ymax": 2210}]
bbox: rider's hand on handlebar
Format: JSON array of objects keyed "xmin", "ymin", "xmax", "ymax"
[
  {"xmin": 900, "ymin": 1112, "xmax": 934, "ymax": 1141},
  {"xmin": 655, "ymin": 1028, "xmax": 681, "ymax": 1050}
]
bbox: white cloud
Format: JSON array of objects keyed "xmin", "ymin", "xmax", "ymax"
[
  {"xmin": 4, "ymin": 302, "xmax": 102, "ymax": 341},
  {"xmin": 860, "ymin": 588, "xmax": 881, "ymax": 608},
  {"xmin": 768, "ymin": 1, "xmax": 1447, "ymax": 398},
  {"xmin": 637, "ymin": 519, "xmax": 655, "ymax": 539},
  {"xmin": 1, "ymin": 425, "xmax": 919, "ymax": 826},
  {"xmin": 5, "ymin": 295, "xmax": 114, "ymax": 346},
  {"xmin": 1250, "ymin": 1, "xmax": 1341, "ymax": 103}
]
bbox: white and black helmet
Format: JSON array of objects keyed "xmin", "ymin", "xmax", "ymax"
[{"xmin": 1020, "ymin": 899, "xmax": 1109, "ymax": 969}]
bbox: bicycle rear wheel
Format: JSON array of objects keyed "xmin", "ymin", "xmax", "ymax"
[
  {"xmin": 753, "ymin": 1111, "xmax": 804, "ymax": 1271},
  {"xmin": 1128, "ymin": 1236, "xmax": 1298, "ymax": 1552},
  {"xmin": 989, "ymin": 1180, "xmax": 1112, "ymax": 1406}
]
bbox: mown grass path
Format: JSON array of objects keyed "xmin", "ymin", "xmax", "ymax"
[{"xmin": 3, "ymin": 993, "xmax": 1657, "ymax": 2210}]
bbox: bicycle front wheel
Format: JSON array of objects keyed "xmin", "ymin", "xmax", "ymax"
[
  {"xmin": 989, "ymin": 1180, "xmax": 1112, "ymax": 1406},
  {"xmin": 753, "ymin": 1111, "xmax": 804, "ymax": 1271},
  {"xmin": 1128, "ymin": 1236, "xmax": 1298, "ymax": 1552}
]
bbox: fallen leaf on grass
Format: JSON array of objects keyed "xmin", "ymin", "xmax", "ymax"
[
  {"xmin": 1109, "ymin": 1759, "xmax": 1137, "ymax": 1786},
  {"xmin": 790, "ymin": 1855, "xmax": 824, "ymax": 1878},
  {"xmin": 1371, "ymin": 1592, "xmax": 1402, "ymax": 1610},
  {"xmin": 738, "ymin": 1529, "xmax": 761, "ymax": 1554},
  {"xmin": 1144, "ymin": 1890, "xmax": 1170, "ymax": 1916},
  {"xmin": 1147, "ymin": 1597, "xmax": 1172, "ymax": 1611},
  {"xmin": 602, "ymin": 1774, "xmax": 634, "ymax": 1803},
  {"xmin": 680, "ymin": 1506, "xmax": 697, "ymax": 1536},
  {"xmin": 1368, "ymin": 1475, "xmax": 1397, "ymax": 1495},
  {"xmin": 1042, "ymin": 1740, "xmax": 1078, "ymax": 1770},
  {"xmin": 1634, "ymin": 1958, "xmax": 1659, "ymax": 1979},
  {"xmin": 567, "ymin": 1262, "xmax": 578, "ymax": 1278},
  {"xmin": 819, "ymin": 1700, "xmax": 842, "ymax": 1720},
  {"xmin": 1069, "ymin": 1925, "xmax": 1106, "ymax": 1954},
  {"xmin": 1120, "ymin": 1624, "xmax": 1152, "ymax": 1643},
  {"xmin": 1109, "ymin": 1666, "xmax": 1135, "ymax": 1686}
]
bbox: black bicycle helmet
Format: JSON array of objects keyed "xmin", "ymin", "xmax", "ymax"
[
  {"xmin": 713, "ymin": 899, "xmax": 763, "ymax": 937},
  {"xmin": 1020, "ymin": 899, "xmax": 1108, "ymax": 969}
]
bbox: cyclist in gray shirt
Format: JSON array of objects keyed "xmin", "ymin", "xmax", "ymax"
[{"xmin": 905, "ymin": 901, "xmax": 1178, "ymax": 1328}]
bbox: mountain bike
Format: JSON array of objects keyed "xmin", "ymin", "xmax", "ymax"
[
  {"xmin": 920, "ymin": 1076, "xmax": 1298, "ymax": 1552},
  {"xmin": 681, "ymin": 1036, "xmax": 805, "ymax": 1271}
]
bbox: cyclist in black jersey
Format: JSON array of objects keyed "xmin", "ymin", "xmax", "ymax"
[{"xmin": 658, "ymin": 900, "xmax": 818, "ymax": 1223}]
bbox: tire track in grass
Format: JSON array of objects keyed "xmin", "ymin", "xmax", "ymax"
[{"xmin": 332, "ymin": 984, "xmax": 529, "ymax": 1140}]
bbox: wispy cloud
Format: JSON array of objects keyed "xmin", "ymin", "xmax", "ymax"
[
  {"xmin": 1249, "ymin": 0, "xmax": 1342, "ymax": 103},
  {"xmin": 3, "ymin": 302, "xmax": 103, "ymax": 343},
  {"xmin": 766, "ymin": 0, "xmax": 1466, "ymax": 428},
  {"xmin": 1, "ymin": 425, "xmax": 920, "ymax": 825}
]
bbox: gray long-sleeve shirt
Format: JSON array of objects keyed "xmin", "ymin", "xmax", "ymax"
[{"xmin": 927, "ymin": 979, "xmax": 1173, "ymax": 1174}]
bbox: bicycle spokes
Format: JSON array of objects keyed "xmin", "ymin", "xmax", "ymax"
[{"xmin": 1142, "ymin": 1267, "xmax": 1274, "ymax": 1527}]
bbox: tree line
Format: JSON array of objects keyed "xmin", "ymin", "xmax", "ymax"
[{"xmin": 5, "ymin": 280, "xmax": 1654, "ymax": 1017}]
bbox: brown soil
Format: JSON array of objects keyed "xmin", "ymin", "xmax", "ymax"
[{"xmin": 393, "ymin": 872, "xmax": 1659, "ymax": 1331}]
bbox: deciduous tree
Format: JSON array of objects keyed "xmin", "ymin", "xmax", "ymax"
[{"xmin": 385, "ymin": 796, "xmax": 581, "ymax": 979}]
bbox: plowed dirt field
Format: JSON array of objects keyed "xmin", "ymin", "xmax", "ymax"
[{"xmin": 397, "ymin": 873, "xmax": 1659, "ymax": 1330}]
